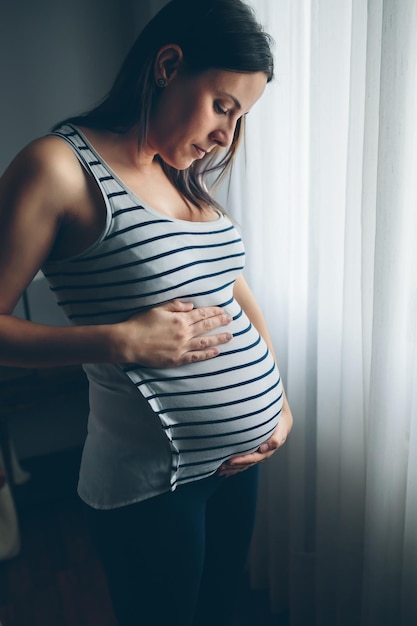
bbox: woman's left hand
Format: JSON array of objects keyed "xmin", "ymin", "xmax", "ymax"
[{"xmin": 218, "ymin": 399, "xmax": 293, "ymax": 477}]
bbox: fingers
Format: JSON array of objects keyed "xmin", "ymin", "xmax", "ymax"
[
  {"xmin": 218, "ymin": 422, "xmax": 289, "ymax": 476},
  {"xmin": 163, "ymin": 299, "xmax": 195, "ymax": 312},
  {"xmin": 187, "ymin": 306, "xmax": 232, "ymax": 328},
  {"xmin": 164, "ymin": 300, "xmax": 228, "ymax": 322},
  {"xmin": 193, "ymin": 315, "xmax": 233, "ymax": 337},
  {"xmin": 161, "ymin": 302, "xmax": 234, "ymax": 362},
  {"xmin": 218, "ymin": 451, "xmax": 268, "ymax": 477},
  {"xmin": 187, "ymin": 330, "xmax": 233, "ymax": 353},
  {"xmin": 125, "ymin": 301, "xmax": 233, "ymax": 367},
  {"xmin": 188, "ymin": 310, "xmax": 233, "ymax": 341},
  {"xmin": 218, "ymin": 458, "xmax": 260, "ymax": 477},
  {"xmin": 163, "ymin": 300, "xmax": 232, "ymax": 327}
]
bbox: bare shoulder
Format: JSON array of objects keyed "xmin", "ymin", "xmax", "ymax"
[
  {"xmin": 0, "ymin": 136, "xmax": 90, "ymax": 312},
  {"xmin": 0, "ymin": 135, "xmax": 84, "ymax": 204},
  {"xmin": 0, "ymin": 135, "xmax": 98, "ymax": 253},
  {"xmin": 1, "ymin": 134, "xmax": 108, "ymax": 263}
]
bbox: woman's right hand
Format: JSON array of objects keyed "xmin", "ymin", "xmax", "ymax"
[{"xmin": 115, "ymin": 300, "xmax": 233, "ymax": 367}]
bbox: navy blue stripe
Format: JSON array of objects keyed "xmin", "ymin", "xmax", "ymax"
[
  {"xmin": 50, "ymin": 253, "xmax": 244, "ymax": 292},
  {"xmin": 172, "ymin": 423, "xmax": 278, "ymax": 454},
  {"xmin": 110, "ymin": 205, "xmax": 147, "ymax": 218},
  {"xmin": 172, "ymin": 410, "xmax": 281, "ymax": 443},
  {"xmin": 57, "ymin": 274, "xmax": 237, "ymax": 307},
  {"xmin": 232, "ymin": 308, "xmax": 243, "ymax": 321},
  {"xmin": 105, "ymin": 218, "xmax": 170, "ymax": 238},
  {"xmin": 66, "ymin": 235, "xmax": 240, "ymax": 268},
  {"xmin": 107, "ymin": 190, "xmax": 128, "ymax": 199},
  {"xmin": 66, "ymin": 284, "xmax": 234, "ymax": 319},
  {"xmin": 131, "ymin": 333, "xmax": 262, "ymax": 376},
  {"xmin": 158, "ymin": 380, "xmax": 282, "ymax": 416},
  {"xmin": 166, "ymin": 281, "xmax": 240, "ymax": 305},
  {"xmin": 146, "ymin": 363, "xmax": 276, "ymax": 401},
  {"xmin": 161, "ymin": 391, "xmax": 282, "ymax": 429},
  {"xmin": 44, "ymin": 238, "xmax": 241, "ymax": 277},
  {"xmin": 111, "ymin": 206, "xmax": 149, "ymax": 218},
  {"xmin": 127, "ymin": 334, "xmax": 261, "ymax": 376},
  {"xmin": 162, "ymin": 392, "xmax": 283, "ymax": 432},
  {"xmin": 219, "ymin": 296, "xmax": 234, "ymax": 308},
  {"xmin": 172, "ymin": 436, "xmax": 279, "ymax": 469},
  {"xmin": 129, "ymin": 347, "xmax": 269, "ymax": 382},
  {"xmin": 67, "ymin": 305, "xmax": 152, "ymax": 320},
  {"xmin": 231, "ymin": 321, "xmax": 252, "ymax": 338},
  {"xmin": 64, "ymin": 293, "xmax": 234, "ymax": 322}
]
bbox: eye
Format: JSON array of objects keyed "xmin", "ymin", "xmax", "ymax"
[{"xmin": 214, "ymin": 102, "xmax": 228, "ymax": 116}]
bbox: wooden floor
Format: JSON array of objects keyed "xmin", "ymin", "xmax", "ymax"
[{"xmin": 0, "ymin": 449, "xmax": 285, "ymax": 626}]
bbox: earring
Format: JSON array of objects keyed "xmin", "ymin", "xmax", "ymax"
[{"xmin": 157, "ymin": 78, "xmax": 166, "ymax": 88}]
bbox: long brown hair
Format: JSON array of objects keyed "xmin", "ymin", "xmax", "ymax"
[{"xmin": 54, "ymin": 0, "xmax": 274, "ymax": 211}]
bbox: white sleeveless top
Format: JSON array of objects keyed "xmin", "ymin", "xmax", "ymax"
[{"xmin": 43, "ymin": 124, "xmax": 283, "ymax": 508}]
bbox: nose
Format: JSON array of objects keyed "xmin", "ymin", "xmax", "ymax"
[{"xmin": 209, "ymin": 119, "xmax": 237, "ymax": 148}]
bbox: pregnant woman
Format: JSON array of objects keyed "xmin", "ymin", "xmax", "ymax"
[{"xmin": 0, "ymin": 1, "xmax": 293, "ymax": 625}]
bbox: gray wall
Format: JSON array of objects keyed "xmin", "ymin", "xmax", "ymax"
[{"xmin": 0, "ymin": 0, "xmax": 139, "ymax": 173}]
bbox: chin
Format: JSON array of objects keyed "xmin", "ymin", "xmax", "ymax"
[{"xmin": 161, "ymin": 156, "xmax": 195, "ymax": 171}]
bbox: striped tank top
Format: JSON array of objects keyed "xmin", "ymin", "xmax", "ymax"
[{"xmin": 43, "ymin": 124, "xmax": 283, "ymax": 508}]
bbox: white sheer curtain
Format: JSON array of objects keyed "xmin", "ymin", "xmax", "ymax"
[{"xmin": 219, "ymin": 1, "xmax": 417, "ymax": 625}]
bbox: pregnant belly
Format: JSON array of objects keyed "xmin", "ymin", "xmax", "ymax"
[{"xmin": 124, "ymin": 300, "xmax": 284, "ymax": 487}]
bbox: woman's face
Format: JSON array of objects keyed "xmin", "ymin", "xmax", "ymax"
[{"xmin": 147, "ymin": 67, "xmax": 267, "ymax": 170}]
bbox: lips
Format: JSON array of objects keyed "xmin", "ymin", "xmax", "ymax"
[{"xmin": 193, "ymin": 145, "xmax": 206, "ymax": 159}]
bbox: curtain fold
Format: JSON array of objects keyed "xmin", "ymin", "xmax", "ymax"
[
  {"xmin": 219, "ymin": 1, "xmax": 417, "ymax": 624},
  {"xmin": 362, "ymin": 2, "xmax": 417, "ymax": 624}
]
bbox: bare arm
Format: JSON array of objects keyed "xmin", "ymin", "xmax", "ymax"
[
  {"xmin": 0, "ymin": 139, "xmax": 232, "ymax": 368},
  {"xmin": 219, "ymin": 274, "xmax": 293, "ymax": 476}
]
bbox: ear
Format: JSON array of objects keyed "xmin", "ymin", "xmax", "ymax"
[{"xmin": 154, "ymin": 45, "xmax": 184, "ymax": 84}]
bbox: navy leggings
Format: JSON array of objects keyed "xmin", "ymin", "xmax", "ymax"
[{"xmin": 84, "ymin": 466, "xmax": 259, "ymax": 626}]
